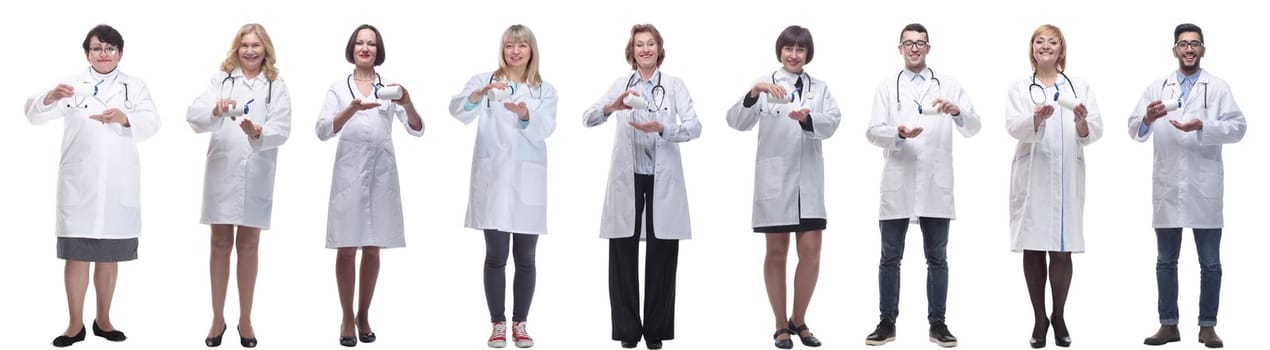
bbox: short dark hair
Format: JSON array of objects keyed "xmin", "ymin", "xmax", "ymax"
[
  {"xmin": 1174, "ymin": 23, "xmax": 1204, "ymax": 43},
  {"xmin": 82, "ymin": 24, "xmax": 124, "ymax": 54},
  {"xmin": 900, "ymin": 23, "xmax": 928, "ymax": 42},
  {"xmin": 775, "ymin": 25, "xmax": 814, "ymax": 64},
  {"xmin": 345, "ymin": 24, "xmax": 386, "ymax": 66}
]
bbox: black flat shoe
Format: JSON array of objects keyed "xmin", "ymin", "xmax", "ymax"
[
  {"xmin": 620, "ymin": 340, "xmax": 638, "ymax": 348},
  {"xmin": 773, "ymin": 328, "xmax": 794, "ymax": 349},
  {"xmin": 206, "ymin": 323, "xmax": 227, "ymax": 347},
  {"xmin": 359, "ymin": 331, "xmax": 376, "ymax": 343},
  {"xmin": 92, "ymin": 320, "xmax": 127, "ymax": 342},
  {"xmin": 238, "ymin": 325, "xmax": 257, "ymax": 348},
  {"xmin": 789, "ymin": 319, "xmax": 822, "ymax": 347},
  {"xmin": 647, "ymin": 340, "xmax": 663, "ymax": 349},
  {"xmin": 52, "ymin": 326, "xmax": 86, "ymax": 347}
]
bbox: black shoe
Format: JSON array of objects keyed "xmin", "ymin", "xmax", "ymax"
[
  {"xmin": 866, "ymin": 319, "xmax": 895, "ymax": 346},
  {"xmin": 206, "ymin": 323, "xmax": 227, "ymax": 347},
  {"xmin": 620, "ymin": 340, "xmax": 638, "ymax": 348},
  {"xmin": 340, "ymin": 335, "xmax": 357, "ymax": 347},
  {"xmin": 52, "ymin": 326, "xmax": 86, "ymax": 347},
  {"xmin": 773, "ymin": 328, "xmax": 794, "ymax": 349},
  {"xmin": 92, "ymin": 320, "xmax": 127, "ymax": 342},
  {"xmin": 1030, "ymin": 318, "xmax": 1049, "ymax": 349},
  {"xmin": 788, "ymin": 319, "xmax": 822, "ymax": 347},
  {"xmin": 359, "ymin": 331, "xmax": 376, "ymax": 343},
  {"xmin": 1144, "ymin": 325, "xmax": 1180, "ymax": 346},
  {"xmin": 929, "ymin": 321, "xmax": 958, "ymax": 348},
  {"xmin": 238, "ymin": 325, "xmax": 257, "ymax": 348},
  {"xmin": 647, "ymin": 340, "xmax": 663, "ymax": 349}
]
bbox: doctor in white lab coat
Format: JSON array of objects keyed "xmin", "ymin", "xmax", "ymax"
[
  {"xmin": 185, "ymin": 24, "xmax": 291, "ymax": 347},
  {"xmin": 25, "ymin": 24, "xmax": 160, "ymax": 346},
  {"xmin": 1131, "ymin": 24, "xmax": 1244, "ymax": 348},
  {"xmin": 1005, "ymin": 25, "xmax": 1103, "ymax": 348},
  {"xmin": 448, "ymin": 24, "xmax": 555, "ymax": 348},
  {"xmin": 726, "ymin": 25, "xmax": 839, "ymax": 349},
  {"xmin": 582, "ymin": 24, "xmax": 699, "ymax": 349},
  {"xmin": 315, "ymin": 24, "xmax": 424, "ymax": 347},
  {"xmin": 863, "ymin": 24, "xmax": 980, "ymax": 347}
]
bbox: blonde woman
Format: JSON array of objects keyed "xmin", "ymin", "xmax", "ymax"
[
  {"xmin": 449, "ymin": 24, "xmax": 557, "ymax": 349},
  {"xmin": 186, "ymin": 23, "xmax": 291, "ymax": 348}
]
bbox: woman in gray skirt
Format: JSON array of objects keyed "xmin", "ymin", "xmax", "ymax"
[{"xmin": 23, "ymin": 24, "xmax": 161, "ymax": 347}]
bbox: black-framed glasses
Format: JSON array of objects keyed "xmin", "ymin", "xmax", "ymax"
[
  {"xmin": 901, "ymin": 40, "xmax": 929, "ymax": 49},
  {"xmin": 1175, "ymin": 40, "xmax": 1203, "ymax": 49},
  {"xmin": 89, "ymin": 45, "xmax": 118, "ymax": 55}
]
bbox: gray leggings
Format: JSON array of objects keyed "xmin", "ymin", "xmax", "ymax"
[{"xmin": 484, "ymin": 230, "xmax": 538, "ymax": 322}]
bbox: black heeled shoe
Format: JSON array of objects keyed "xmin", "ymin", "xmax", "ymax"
[
  {"xmin": 206, "ymin": 323, "xmax": 227, "ymax": 347},
  {"xmin": 52, "ymin": 326, "xmax": 86, "ymax": 348},
  {"xmin": 358, "ymin": 331, "xmax": 376, "ymax": 343},
  {"xmin": 238, "ymin": 325, "xmax": 258, "ymax": 348},
  {"xmin": 773, "ymin": 328, "xmax": 794, "ymax": 349},
  {"xmin": 1052, "ymin": 318, "xmax": 1071, "ymax": 347},
  {"xmin": 788, "ymin": 319, "xmax": 822, "ymax": 347},
  {"xmin": 1030, "ymin": 318, "xmax": 1050, "ymax": 349},
  {"xmin": 92, "ymin": 320, "xmax": 127, "ymax": 342},
  {"xmin": 340, "ymin": 335, "xmax": 357, "ymax": 347}
]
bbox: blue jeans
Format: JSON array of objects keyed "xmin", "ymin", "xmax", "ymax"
[
  {"xmin": 878, "ymin": 217, "xmax": 949, "ymax": 322},
  {"xmin": 1155, "ymin": 228, "xmax": 1222, "ymax": 327}
]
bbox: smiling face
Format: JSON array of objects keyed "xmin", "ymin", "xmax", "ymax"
[
  {"xmin": 238, "ymin": 32, "xmax": 264, "ymax": 74},
  {"xmin": 899, "ymin": 30, "xmax": 929, "ymax": 71},
  {"xmin": 632, "ymin": 31, "xmax": 659, "ymax": 70},
  {"xmin": 1173, "ymin": 31, "xmax": 1205, "ymax": 73},
  {"xmin": 353, "ymin": 28, "xmax": 378, "ymax": 68},
  {"xmin": 1030, "ymin": 29, "xmax": 1065, "ymax": 72},
  {"xmin": 85, "ymin": 36, "xmax": 121, "ymax": 74},
  {"xmin": 502, "ymin": 40, "xmax": 531, "ymax": 69},
  {"xmin": 780, "ymin": 45, "xmax": 807, "ymax": 73}
]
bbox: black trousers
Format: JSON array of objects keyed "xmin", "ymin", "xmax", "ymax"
[{"xmin": 610, "ymin": 174, "xmax": 679, "ymax": 342}]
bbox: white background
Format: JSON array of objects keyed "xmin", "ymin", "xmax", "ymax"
[{"xmin": 1, "ymin": 0, "xmax": 1264, "ymax": 349}]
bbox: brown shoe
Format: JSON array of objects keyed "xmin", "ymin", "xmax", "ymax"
[
  {"xmin": 1144, "ymin": 325, "xmax": 1180, "ymax": 346},
  {"xmin": 1198, "ymin": 327, "xmax": 1223, "ymax": 348}
]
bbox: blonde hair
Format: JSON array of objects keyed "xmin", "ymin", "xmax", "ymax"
[
  {"xmin": 1028, "ymin": 24, "xmax": 1066, "ymax": 73},
  {"xmin": 220, "ymin": 23, "xmax": 279, "ymax": 81},
  {"xmin": 494, "ymin": 24, "xmax": 542, "ymax": 86}
]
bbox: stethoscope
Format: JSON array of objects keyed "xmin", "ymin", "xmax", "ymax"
[
  {"xmin": 486, "ymin": 73, "xmax": 543, "ymax": 107},
  {"xmin": 769, "ymin": 70, "xmax": 813, "ymax": 102},
  {"xmin": 1161, "ymin": 78, "xmax": 1209, "ymax": 110},
  {"xmin": 1028, "ymin": 72, "xmax": 1078, "ymax": 105},
  {"xmin": 346, "ymin": 72, "xmax": 385, "ymax": 100},
  {"xmin": 68, "ymin": 79, "xmax": 133, "ymax": 110},
  {"xmin": 221, "ymin": 73, "xmax": 274, "ymax": 114},
  {"xmin": 625, "ymin": 71, "xmax": 667, "ymax": 112},
  {"xmin": 895, "ymin": 67, "xmax": 941, "ymax": 113}
]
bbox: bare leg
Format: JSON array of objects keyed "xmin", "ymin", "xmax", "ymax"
[
  {"xmin": 63, "ymin": 260, "xmax": 90, "ymax": 336},
  {"xmin": 336, "ymin": 248, "xmax": 358, "ymax": 337},
  {"xmin": 764, "ymin": 233, "xmax": 791, "ymax": 340},
  {"xmin": 208, "ymin": 224, "xmax": 234, "ymax": 338},
  {"xmin": 790, "ymin": 230, "xmax": 822, "ymax": 335},
  {"xmin": 356, "ymin": 247, "xmax": 381, "ymax": 334},
  {"xmin": 236, "ymin": 226, "xmax": 262, "ymax": 338},
  {"xmin": 93, "ymin": 262, "xmax": 120, "ymax": 330}
]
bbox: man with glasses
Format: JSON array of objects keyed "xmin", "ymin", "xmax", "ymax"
[
  {"xmin": 1130, "ymin": 23, "xmax": 1246, "ymax": 349},
  {"xmin": 864, "ymin": 23, "xmax": 980, "ymax": 348}
]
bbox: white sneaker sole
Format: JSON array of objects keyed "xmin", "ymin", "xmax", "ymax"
[
  {"xmin": 930, "ymin": 337, "xmax": 957, "ymax": 348},
  {"xmin": 488, "ymin": 340, "xmax": 507, "ymax": 348},
  {"xmin": 515, "ymin": 339, "xmax": 534, "ymax": 348},
  {"xmin": 866, "ymin": 337, "xmax": 895, "ymax": 346}
]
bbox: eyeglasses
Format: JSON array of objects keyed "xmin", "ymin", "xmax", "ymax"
[
  {"xmin": 1175, "ymin": 40, "xmax": 1204, "ymax": 49},
  {"xmin": 90, "ymin": 46, "xmax": 118, "ymax": 55},
  {"xmin": 901, "ymin": 40, "xmax": 928, "ymax": 49}
]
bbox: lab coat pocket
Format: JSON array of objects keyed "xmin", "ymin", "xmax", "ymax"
[
  {"xmin": 1009, "ymin": 153, "xmax": 1032, "ymax": 209},
  {"xmin": 519, "ymin": 161, "xmax": 547, "ymax": 206},
  {"xmin": 1196, "ymin": 163, "xmax": 1223, "ymax": 199},
  {"xmin": 119, "ymin": 158, "xmax": 141, "ymax": 208},
  {"xmin": 57, "ymin": 163, "xmax": 91, "ymax": 207},
  {"xmin": 754, "ymin": 157, "xmax": 784, "ymax": 201},
  {"xmin": 881, "ymin": 165, "xmax": 905, "ymax": 192}
]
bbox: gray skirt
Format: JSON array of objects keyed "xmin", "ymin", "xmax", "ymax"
[{"xmin": 57, "ymin": 237, "xmax": 138, "ymax": 262}]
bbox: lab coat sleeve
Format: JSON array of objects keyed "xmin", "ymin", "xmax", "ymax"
[
  {"xmin": 952, "ymin": 82, "xmax": 982, "ymax": 137},
  {"xmin": 186, "ymin": 73, "xmax": 226, "ymax": 134},
  {"xmin": 583, "ymin": 77, "xmax": 624, "ymax": 128},
  {"xmin": 726, "ymin": 78, "xmax": 764, "ymax": 131},
  {"xmin": 113, "ymin": 79, "xmax": 160, "ymax": 142},
  {"xmin": 1076, "ymin": 83, "xmax": 1104, "ymax": 146},
  {"xmin": 519, "ymin": 84, "xmax": 557, "ymax": 142},
  {"xmin": 449, "ymin": 73, "xmax": 486, "ymax": 125},
  {"xmin": 659, "ymin": 78, "xmax": 701, "ymax": 143},
  {"xmin": 1005, "ymin": 82, "xmax": 1044, "ymax": 142},
  {"xmin": 1127, "ymin": 85, "xmax": 1155, "ymax": 142},
  {"xmin": 248, "ymin": 80, "xmax": 293, "ymax": 151},
  {"xmin": 1196, "ymin": 81, "xmax": 1246, "ymax": 145},
  {"xmin": 803, "ymin": 83, "xmax": 841, "ymax": 140},
  {"xmin": 24, "ymin": 86, "xmax": 67, "ymax": 125},
  {"xmin": 315, "ymin": 86, "xmax": 342, "ymax": 141},
  {"xmin": 866, "ymin": 80, "xmax": 900, "ymax": 149}
]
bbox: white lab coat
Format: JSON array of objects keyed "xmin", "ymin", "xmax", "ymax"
[
  {"xmin": 726, "ymin": 69, "xmax": 841, "ymax": 228},
  {"xmin": 866, "ymin": 69, "xmax": 981, "ymax": 221},
  {"xmin": 1127, "ymin": 69, "xmax": 1246, "ymax": 229},
  {"xmin": 316, "ymin": 74, "xmax": 423, "ymax": 248},
  {"xmin": 583, "ymin": 71, "xmax": 701, "ymax": 240},
  {"xmin": 449, "ymin": 72, "xmax": 558, "ymax": 235},
  {"xmin": 1005, "ymin": 75, "xmax": 1103, "ymax": 252},
  {"xmin": 187, "ymin": 69, "xmax": 292, "ymax": 230},
  {"xmin": 24, "ymin": 68, "xmax": 161, "ymax": 239}
]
